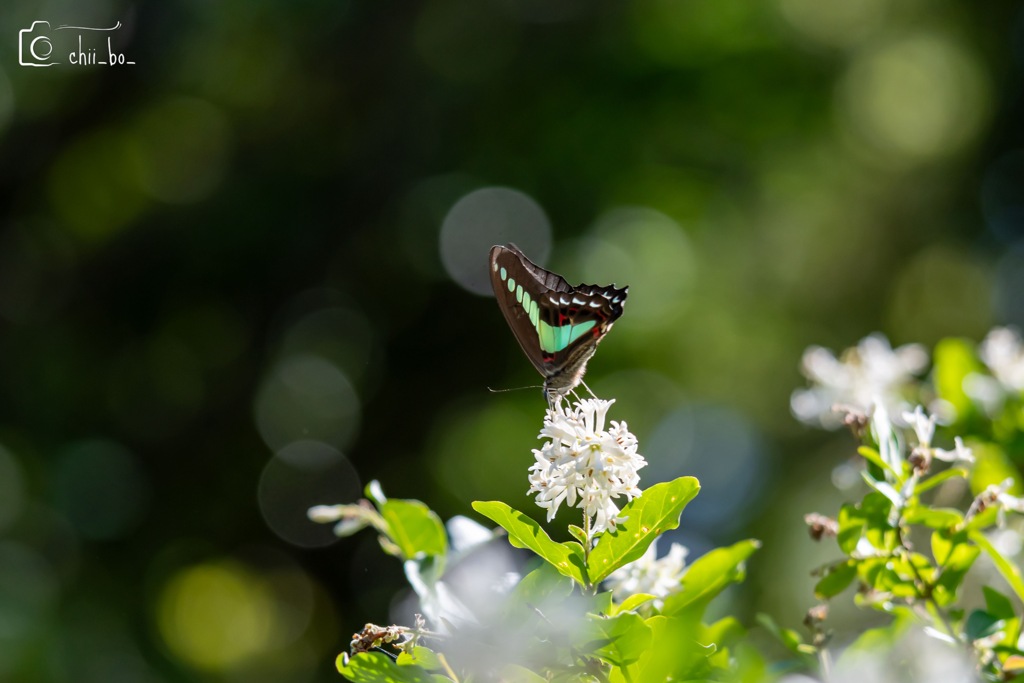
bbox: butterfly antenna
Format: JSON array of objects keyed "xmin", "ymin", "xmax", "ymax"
[{"xmin": 488, "ymin": 384, "xmax": 543, "ymax": 394}]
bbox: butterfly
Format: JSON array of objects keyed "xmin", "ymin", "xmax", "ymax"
[{"xmin": 489, "ymin": 243, "xmax": 628, "ymax": 404}]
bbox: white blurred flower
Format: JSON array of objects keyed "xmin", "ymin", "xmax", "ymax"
[
  {"xmin": 791, "ymin": 334, "xmax": 928, "ymax": 429},
  {"xmin": 972, "ymin": 479, "xmax": 1024, "ymax": 529},
  {"xmin": 528, "ymin": 398, "xmax": 646, "ymax": 535},
  {"xmin": 902, "ymin": 406, "xmax": 974, "ymax": 466},
  {"xmin": 831, "ymin": 628, "xmax": 975, "ymax": 683},
  {"xmin": 902, "ymin": 406, "xmax": 936, "ymax": 449},
  {"xmin": 979, "ymin": 327, "xmax": 1024, "ymax": 392},
  {"xmin": 605, "ymin": 539, "xmax": 688, "ymax": 606},
  {"xmin": 933, "ymin": 436, "xmax": 974, "ymax": 464}
]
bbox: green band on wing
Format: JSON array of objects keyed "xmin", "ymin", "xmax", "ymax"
[{"xmin": 537, "ymin": 319, "xmax": 597, "ymax": 353}]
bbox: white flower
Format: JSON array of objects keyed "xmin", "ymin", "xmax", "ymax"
[
  {"xmin": 902, "ymin": 406, "xmax": 936, "ymax": 449},
  {"xmin": 605, "ymin": 539, "xmax": 688, "ymax": 607},
  {"xmin": 528, "ymin": 398, "xmax": 646, "ymax": 535},
  {"xmin": 791, "ymin": 334, "xmax": 928, "ymax": 429},
  {"xmin": 901, "ymin": 406, "xmax": 974, "ymax": 465},
  {"xmin": 933, "ymin": 436, "xmax": 974, "ymax": 464},
  {"xmin": 979, "ymin": 327, "xmax": 1024, "ymax": 392}
]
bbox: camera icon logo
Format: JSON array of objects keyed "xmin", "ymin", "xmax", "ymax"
[{"xmin": 19, "ymin": 21, "xmax": 57, "ymax": 67}]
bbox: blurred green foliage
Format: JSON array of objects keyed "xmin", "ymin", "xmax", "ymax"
[{"xmin": 0, "ymin": 0, "xmax": 1022, "ymax": 680}]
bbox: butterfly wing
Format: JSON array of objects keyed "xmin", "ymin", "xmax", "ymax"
[{"xmin": 489, "ymin": 244, "xmax": 627, "ymax": 387}]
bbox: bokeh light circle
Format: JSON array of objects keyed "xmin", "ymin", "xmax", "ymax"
[
  {"xmin": 0, "ymin": 542, "xmax": 60, "ymax": 653},
  {"xmin": 644, "ymin": 404, "xmax": 764, "ymax": 534},
  {"xmin": 838, "ymin": 34, "xmax": 991, "ymax": 162},
  {"xmin": 258, "ymin": 440, "xmax": 362, "ymax": 548},
  {"xmin": 573, "ymin": 207, "xmax": 695, "ymax": 329},
  {"xmin": 254, "ymin": 354, "xmax": 361, "ymax": 451},
  {"xmin": 776, "ymin": 0, "xmax": 887, "ymax": 49},
  {"xmin": 156, "ymin": 560, "xmax": 275, "ymax": 671},
  {"xmin": 51, "ymin": 439, "xmax": 150, "ymax": 540},
  {"xmin": 440, "ymin": 187, "xmax": 551, "ymax": 296}
]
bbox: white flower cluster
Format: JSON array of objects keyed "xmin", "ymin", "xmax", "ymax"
[
  {"xmin": 979, "ymin": 327, "xmax": 1024, "ymax": 392},
  {"xmin": 528, "ymin": 398, "xmax": 646, "ymax": 535},
  {"xmin": 791, "ymin": 333, "xmax": 928, "ymax": 429},
  {"xmin": 605, "ymin": 539, "xmax": 688, "ymax": 607}
]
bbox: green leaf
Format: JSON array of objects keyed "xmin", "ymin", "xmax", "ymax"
[
  {"xmin": 337, "ymin": 652, "xmax": 447, "ymax": 683},
  {"xmin": 839, "ymin": 607, "xmax": 914, "ymax": 662},
  {"xmin": 633, "ymin": 614, "xmax": 707, "ymax": 681},
  {"xmin": 971, "ymin": 530, "xmax": 1024, "ymax": 603},
  {"xmin": 579, "ymin": 612, "xmax": 652, "ymax": 667},
  {"xmin": 756, "ymin": 613, "xmax": 811, "ymax": 658},
  {"xmin": 915, "ymin": 468, "xmax": 969, "ymax": 495},
  {"xmin": 616, "ymin": 593, "xmax": 657, "ymax": 614},
  {"xmin": 396, "ymin": 647, "xmax": 442, "ymax": 671},
  {"xmin": 862, "ymin": 471, "xmax": 903, "ymax": 508},
  {"xmin": 472, "ymin": 501, "xmax": 587, "ymax": 585},
  {"xmin": 662, "ymin": 539, "xmax": 761, "ymax": 618},
  {"xmin": 965, "ymin": 610, "xmax": 1005, "ymax": 641},
  {"xmin": 902, "ymin": 505, "xmax": 963, "ymax": 529},
  {"xmin": 858, "ymin": 446, "xmax": 898, "ymax": 479},
  {"xmin": 702, "ymin": 616, "xmax": 744, "ymax": 649},
  {"xmin": 837, "ymin": 503, "xmax": 866, "ymax": 555},
  {"xmin": 507, "ymin": 562, "xmax": 575, "ymax": 611},
  {"xmin": 587, "ymin": 476, "xmax": 700, "ymax": 584},
  {"xmin": 379, "ymin": 499, "xmax": 447, "ymax": 560},
  {"xmin": 814, "ymin": 560, "xmax": 857, "ymax": 599},
  {"xmin": 965, "ymin": 505, "xmax": 999, "ymax": 531},
  {"xmin": 568, "ymin": 524, "xmax": 587, "ymax": 545},
  {"xmin": 983, "ymin": 586, "xmax": 1016, "ymax": 620},
  {"xmin": 933, "ymin": 536, "xmax": 980, "ymax": 606}
]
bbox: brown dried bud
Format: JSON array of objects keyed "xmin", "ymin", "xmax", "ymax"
[
  {"xmin": 804, "ymin": 603, "xmax": 829, "ymax": 628},
  {"xmin": 833, "ymin": 404, "xmax": 869, "ymax": 438},
  {"xmin": 350, "ymin": 623, "xmax": 407, "ymax": 654},
  {"xmin": 908, "ymin": 445, "xmax": 932, "ymax": 475},
  {"xmin": 804, "ymin": 512, "xmax": 839, "ymax": 541}
]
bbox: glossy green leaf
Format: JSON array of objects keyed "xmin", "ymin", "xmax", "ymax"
[
  {"xmin": 933, "ymin": 537, "xmax": 980, "ymax": 606},
  {"xmin": 379, "ymin": 499, "xmax": 447, "ymax": 560},
  {"xmin": 616, "ymin": 592, "xmax": 657, "ymax": 614},
  {"xmin": 756, "ymin": 613, "xmax": 811, "ymax": 657},
  {"xmin": 983, "ymin": 585, "xmax": 1016, "ymax": 620},
  {"xmin": 915, "ymin": 468, "xmax": 969, "ymax": 495},
  {"xmin": 837, "ymin": 503, "xmax": 866, "ymax": 555},
  {"xmin": 858, "ymin": 446, "xmax": 898, "ymax": 478},
  {"xmin": 587, "ymin": 476, "xmax": 700, "ymax": 584},
  {"xmin": 814, "ymin": 559, "xmax": 857, "ymax": 599},
  {"xmin": 965, "ymin": 610, "xmax": 1005, "ymax": 641},
  {"xmin": 579, "ymin": 611, "xmax": 652, "ymax": 667},
  {"xmin": 473, "ymin": 501, "xmax": 587, "ymax": 585},
  {"xmin": 633, "ymin": 614, "xmax": 707, "ymax": 681},
  {"xmin": 337, "ymin": 652, "xmax": 447, "ymax": 683},
  {"xmin": 903, "ymin": 505, "xmax": 963, "ymax": 529},
  {"xmin": 839, "ymin": 607, "xmax": 914, "ymax": 662},
  {"xmin": 971, "ymin": 530, "xmax": 1024, "ymax": 603},
  {"xmin": 396, "ymin": 647, "xmax": 442, "ymax": 671},
  {"xmin": 703, "ymin": 616, "xmax": 744, "ymax": 649},
  {"xmin": 662, "ymin": 539, "xmax": 761, "ymax": 618}
]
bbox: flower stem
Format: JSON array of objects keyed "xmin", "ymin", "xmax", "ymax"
[{"xmin": 583, "ymin": 511, "xmax": 593, "ymax": 592}]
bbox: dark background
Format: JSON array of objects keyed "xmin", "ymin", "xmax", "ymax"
[{"xmin": 1, "ymin": 0, "xmax": 1023, "ymax": 680}]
